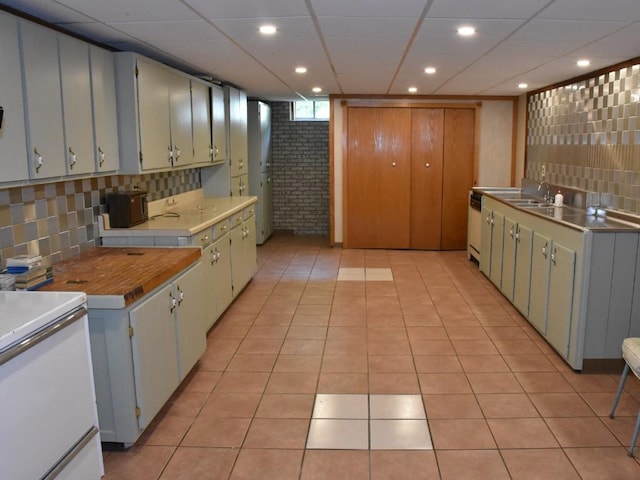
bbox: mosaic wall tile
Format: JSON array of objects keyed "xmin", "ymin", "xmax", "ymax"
[
  {"xmin": 526, "ymin": 63, "xmax": 640, "ymax": 213},
  {"xmin": 0, "ymin": 168, "xmax": 200, "ymax": 267}
]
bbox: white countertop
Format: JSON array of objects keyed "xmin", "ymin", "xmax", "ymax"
[
  {"xmin": 100, "ymin": 193, "xmax": 257, "ymax": 238},
  {"xmin": 0, "ymin": 291, "xmax": 87, "ymax": 351}
]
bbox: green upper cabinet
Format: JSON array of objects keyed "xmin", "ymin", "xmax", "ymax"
[
  {"xmin": 0, "ymin": 11, "xmax": 28, "ymax": 183},
  {"xmin": 19, "ymin": 20, "xmax": 66, "ymax": 179},
  {"xmin": 58, "ymin": 34, "xmax": 95, "ymax": 176},
  {"xmin": 115, "ymin": 52, "xmax": 214, "ymax": 173},
  {"xmin": 89, "ymin": 45, "xmax": 119, "ymax": 173}
]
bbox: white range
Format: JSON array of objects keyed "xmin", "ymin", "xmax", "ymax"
[{"xmin": 0, "ymin": 291, "xmax": 103, "ymax": 479}]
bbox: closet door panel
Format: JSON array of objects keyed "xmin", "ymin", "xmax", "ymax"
[
  {"xmin": 346, "ymin": 107, "xmax": 411, "ymax": 248},
  {"xmin": 441, "ymin": 108, "xmax": 475, "ymax": 250},
  {"xmin": 410, "ymin": 108, "xmax": 444, "ymax": 250}
]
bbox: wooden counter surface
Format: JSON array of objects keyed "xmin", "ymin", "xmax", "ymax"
[{"xmin": 39, "ymin": 247, "xmax": 201, "ymax": 307}]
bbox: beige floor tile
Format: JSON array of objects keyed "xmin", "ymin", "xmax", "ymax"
[
  {"xmin": 317, "ymin": 372, "xmax": 368, "ymax": 393},
  {"xmin": 181, "ymin": 416, "xmax": 251, "ymax": 447},
  {"xmin": 476, "ymin": 393, "xmax": 539, "ymax": 418},
  {"xmin": 243, "ymin": 418, "xmax": 309, "ymax": 449},
  {"xmin": 501, "ymin": 449, "xmax": 580, "ymax": 480},
  {"xmin": 370, "ymin": 451, "xmax": 439, "ymax": 480},
  {"xmin": 436, "ymin": 449, "xmax": 509, "ymax": 479},
  {"xmin": 301, "ymin": 450, "xmax": 369, "ymax": 480},
  {"xmin": 255, "ymin": 393, "xmax": 315, "ymax": 419},
  {"xmin": 226, "ymin": 354, "xmax": 277, "ymax": 372},
  {"xmin": 198, "ymin": 392, "xmax": 261, "ymax": 418},
  {"xmin": 159, "ymin": 447, "xmax": 236, "ymax": 480},
  {"xmin": 102, "ymin": 446, "xmax": 175, "ymax": 480},
  {"xmin": 370, "ymin": 394, "xmax": 426, "ymax": 419},
  {"xmin": 564, "ymin": 447, "xmax": 640, "ymax": 480},
  {"xmin": 370, "ymin": 419, "xmax": 432, "ymax": 449},
  {"xmin": 265, "ymin": 372, "xmax": 319, "ymax": 394},
  {"xmin": 230, "ymin": 449, "xmax": 303, "ymax": 480},
  {"xmin": 312, "ymin": 393, "xmax": 369, "ymax": 419},
  {"xmin": 429, "ymin": 418, "xmax": 496, "ymax": 449},
  {"xmin": 529, "ymin": 392, "xmax": 596, "ymax": 417},
  {"xmin": 488, "ymin": 418, "xmax": 559, "ymax": 448}
]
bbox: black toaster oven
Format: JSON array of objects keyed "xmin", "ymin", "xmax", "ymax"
[{"xmin": 107, "ymin": 190, "xmax": 148, "ymax": 228}]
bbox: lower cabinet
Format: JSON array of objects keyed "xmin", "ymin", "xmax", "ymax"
[
  {"xmin": 230, "ymin": 209, "xmax": 257, "ymax": 297},
  {"xmin": 480, "ymin": 195, "xmax": 640, "ymax": 370},
  {"xmin": 203, "ymin": 234, "xmax": 233, "ymax": 330},
  {"xmin": 88, "ymin": 260, "xmax": 206, "ymax": 445}
]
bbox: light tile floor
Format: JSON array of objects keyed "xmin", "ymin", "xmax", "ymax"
[{"xmin": 102, "ymin": 233, "xmax": 640, "ymax": 479}]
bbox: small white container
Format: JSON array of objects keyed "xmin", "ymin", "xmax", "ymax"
[{"xmin": 554, "ymin": 191, "xmax": 564, "ymax": 207}]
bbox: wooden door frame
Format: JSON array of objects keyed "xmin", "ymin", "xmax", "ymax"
[{"xmin": 338, "ymin": 100, "xmax": 482, "ymax": 249}]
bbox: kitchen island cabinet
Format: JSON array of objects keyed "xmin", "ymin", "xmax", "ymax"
[
  {"xmin": 481, "ymin": 194, "xmax": 640, "ymax": 370},
  {"xmin": 40, "ymin": 246, "xmax": 205, "ymax": 446}
]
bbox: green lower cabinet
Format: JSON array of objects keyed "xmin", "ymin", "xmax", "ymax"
[
  {"xmin": 546, "ymin": 243, "xmax": 576, "ymax": 357},
  {"xmin": 513, "ymin": 224, "xmax": 533, "ymax": 316},
  {"xmin": 529, "ymin": 232, "xmax": 552, "ymax": 335}
]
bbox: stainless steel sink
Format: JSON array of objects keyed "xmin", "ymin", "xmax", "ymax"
[{"xmin": 504, "ymin": 198, "xmax": 549, "ymax": 207}]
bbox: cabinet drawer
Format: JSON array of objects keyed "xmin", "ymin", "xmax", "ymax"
[
  {"xmin": 193, "ymin": 228, "xmax": 213, "ymax": 248},
  {"xmin": 229, "ymin": 212, "xmax": 244, "ymax": 230},
  {"xmin": 244, "ymin": 205, "xmax": 256, "ymax": 220},
  {"xmin": 213, "ymin": 221, "xmax": 229, "ymax": 239}
]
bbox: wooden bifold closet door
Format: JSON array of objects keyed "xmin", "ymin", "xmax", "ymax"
[{"xmin": 345, "ymin": 106, "xmax": 474, "ymax": 250}]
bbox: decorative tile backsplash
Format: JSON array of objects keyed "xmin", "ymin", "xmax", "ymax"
[
  {"xmin": 0, "ymin": 169, "xmax": 200, "ymax": 266},
  {"xmin": 526, "ymin": 63, "xmax": 640, "ymax": 212}
]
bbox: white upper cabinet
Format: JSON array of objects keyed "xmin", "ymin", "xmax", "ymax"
[
  {"xmin": 227, "ymin": 86, "xmax": 248, "ymax": 178},
  {"xmin": 58, "ymin": 34, "xmax": 95, "ymax": 176},
  {"xmin": 0, "ymin": 11, "xmax": 28, "ymax": 183},
  {"xmin": 89, "ymin": 45, "xmax": 119, "ymax": 172},
  {"xmin": 211, "ymin": 84, "xmax": 227, "ymax": 164},
  {"xmin": 191, "ymin": 80, "xmax": 213, "ymax": 166},
  {"xmin": 18, "ymin": 20, "xmax": 66, "ymax": 179}
]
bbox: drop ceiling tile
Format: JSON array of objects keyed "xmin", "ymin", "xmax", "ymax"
[
  {"xmin": 512, "ymin": 19, "xmax": 629, "ymax": 43},
  {"xmin": 58, "ymin": 0, "xmax": 200, "ymax": 22},
  {"xmin": 209, "ymin": 16, "xmax": 315, "ymax": 39},
  {"xmin": 309, "ymin": 0, "xmax": 428, "ymax": 18},
  {"xmin": 109, "ymin": 20, "xmax": 229, "ymax": 43},
  {"xmin": 416, "ymin": 18, "xmax": 525, "ymax": 41},
  {"xmin": 426, "ymin": 0, "xmax": 551, "ymax": 19},
  {"xmin": 185, "ymin": 0, "xmax": 310, "ymax": 19},
  {"xmin": 317, "ymin": 16, "xmax": 418, "ymax": 37},
  {"xmin": 537, "ymin": 0, "xmax": 640, "ymax": 21},
  {"xmin": 1, "ymin": 0, "xmax": 92, "ymax": 23},
  {"xmin": 59, "ymin": 22, "xmax": 135, "ymax": 44}
]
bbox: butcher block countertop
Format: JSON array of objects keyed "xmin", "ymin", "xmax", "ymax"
[{"xmin": 38, "ymin": 247, "xmax": 201, "ymax": 309}]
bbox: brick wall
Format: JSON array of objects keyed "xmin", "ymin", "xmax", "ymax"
[{"xmin": 270, "ymin": 102, "xmax": 330, "ymax": 235}]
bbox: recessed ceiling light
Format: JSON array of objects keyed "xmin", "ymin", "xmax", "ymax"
[
  {"xmin": 295, "ymin": 66, "xmax": 307, "ymax": 74},
  {"xmin": 577, "ymin": 59, "xmax": 590, "ymax": 67},
  {"xmin": 259, "ymin": 24, "xmax": 277, "ymax": 35},
  {"xmin": 457, "ymin": 26, "xmax": 476, "ymax": 37},
  {"xmin": 518, "ymin": 83, "xmax": 528, "ymax": 89},
  {"xmin": 312, "ymin": 87, "xmax": 322, "ymax": 93},
  {"xmin": 408, "ymin": 87, "xmax": 418, "ymax": 93},
  {"xmin": 424, "ymin": 67, "xmax": 437, "ymax": 74}
]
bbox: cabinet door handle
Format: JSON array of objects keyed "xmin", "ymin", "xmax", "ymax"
[
  {"xmin": 34, "ymin": 148, "xmax": 43, "ymax": 173},
  {"xmin": 68, "ymin": 147, "xmax": 77, "ymax": 169},
  {"xmin": 170, "ymin": 291, "xmax": 177, "ymax": 313},
  {"xmin": 509, "ymin": 227, "xmax": 514, "ymax": 239},
  {"xmin": 98, "ymin": 146, "xmax": 105, "ymax": 167},
  {"xmin": 201, "ymin": 235, "xmax": 209, "ymax": 243},
  {"xmin": 168, "ymin": 146, "xmax": 174, "ymax": 163},
  {"xmin": 542, "ymin": 243, "xmax": 548, "ymax": 258},
  {"xmin": 174, "ymin": 146, "xmax": 181, "ymax": 162},
  {"xmin": 392, "ymin": 162, "xmax": 397, "ymax": 167},
  {"xmin": 551, "ymin": 248, "xmax": 556, "ymax": 266},
  {"xmin": 177, "ymin": 286, "xmax": 184, "ymax": 305},
  {"xmin": 425, "ymin": 163, "xmax": 430, "ymax": 168},
  {"xmin": 214, "ymin": 145, "xmax": 219, "ymax": 157}
]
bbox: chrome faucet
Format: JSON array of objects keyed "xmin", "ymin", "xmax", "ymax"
[{"xmin": 537, "ymin": 180, "xmax": 551, "ymax": 202}]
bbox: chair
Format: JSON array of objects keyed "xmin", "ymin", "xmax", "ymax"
[{"xmin": 609, "ymin": 337, "xmax": 640, "ymax": 457}]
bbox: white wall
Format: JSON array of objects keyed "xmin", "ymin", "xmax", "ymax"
[{"xmin": 331, "ymin": 98, "xmax": 515, "ymax": 243}]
